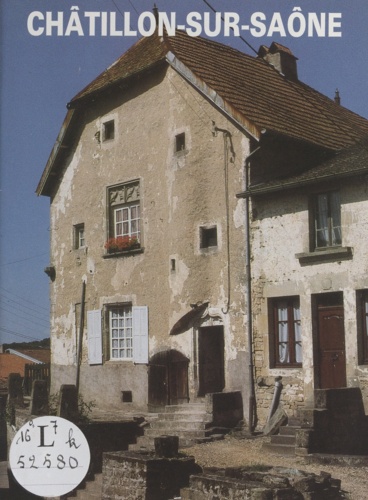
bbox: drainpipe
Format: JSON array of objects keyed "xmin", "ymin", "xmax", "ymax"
[
  {"xmin": 244, "ymin": 146, "xmax": 261, "ymax": 434},
  {"xmin": 76, "ymin": 280, "xmax": 86, "ymax": 395}
]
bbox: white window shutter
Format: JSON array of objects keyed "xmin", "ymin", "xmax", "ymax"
[
  {"xmin": 132, "ymin": 306, "xmax": 149, "ymax": 364},
  {"xmin": 87, "ymin": 309, "xmax": 102, "ymax": 365}
]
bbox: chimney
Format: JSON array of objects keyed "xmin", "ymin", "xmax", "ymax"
[
  {"xmin": 153, "ymin": 4, "xmax": 159, "ymax": 23},
  {"xmin": 259, "ymin": 42, "xmax": 298, "ymax": 81},
  {"xmin": 334, "ymin": 88, "xmax": 341, "ymax": 105}
]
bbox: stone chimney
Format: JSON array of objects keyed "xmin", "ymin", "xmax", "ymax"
[{"xmin": 258, "ymin": 42, "xmax": 298, "ymax": 81}]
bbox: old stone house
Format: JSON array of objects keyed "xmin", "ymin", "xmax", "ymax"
[
  {"xmin": 238, "ymin": 142, "xmax": 368, "ymax": 424},
  {"xmin": 37, "ymin": 30, "xmax": 368, "ymax": 427}
]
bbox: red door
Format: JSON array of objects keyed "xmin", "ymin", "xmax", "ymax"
[{"xmin": 317, "ymin": 305, "xmax": 347, "ymax": 389}]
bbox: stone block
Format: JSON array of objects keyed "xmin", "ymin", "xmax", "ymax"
[
  {"xmin": 262, "ymin": 407, "xmax": 288, "ymax": 436},
  {"xmin": 154, "ymin": 435, "xmax": 179, "ymax": 458},
  {"xmin": 8, "ymin": 373, "xmax": 24, "ymax": 407},
  {"xmin": 30, "ymin": 379, "xmax": 48, "ymax": 415},
  {"xmin": 57, "ymin": 384, "xmax": 79, "ymax": 421}
]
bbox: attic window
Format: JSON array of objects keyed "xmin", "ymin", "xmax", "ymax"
[
  {"xmin": 175, "ymin": 133, "xmax": 186, "ymax": 153},
  {"xmin": 103, "ymin": 120, "xmax": 115, "ymax": 141}
]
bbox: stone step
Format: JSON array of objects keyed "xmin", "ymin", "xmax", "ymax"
[
  {"xmin": 279, "ymin": 425, "xmax": 299, "ymax": 436},
  {"xmin": 262, "ymin": 441, "xmax": 296, "ymax": 456},
  {"xmin": 145, "ymin": 428, "xmax": 209, "ymax": 440},
  {"xmin": 150, "ymin": 420, "xmax": 207, "ymax": 431},
  {"xmin": 156, "ymin": 412, "xmax": 210, "ymax": 422},
  {"xmin": 270, "ymin": 434, "xmax": 296, "ymax": 446},
  {"xmin": 164, "ymin": 404, "xmax": 206, "ymax": 413},
  {"xmin": 68, "ymin": 473, "xmax": 102, "ymax": 499}
]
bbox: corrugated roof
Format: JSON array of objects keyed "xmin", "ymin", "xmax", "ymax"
[{"xmin": 69, "ymin": 31, "xmax": 368, "ymax": 151}]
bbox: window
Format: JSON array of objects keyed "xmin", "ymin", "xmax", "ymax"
[
  {"xmin": 102, "ymin": 120, "xmax": 115, "ymax": 141},
  {"xmin": 87, "ymin": 305, "xmax": 148, "ymax": 364},
  {"xmin": 269, "ymin": 297, "xmax": 302, "ymax": 367},
  {"xmin": 74, "ymin": 223, "xmax": 85, "ymax": 249},
  {"xmin": 175, "ymin": 132, "xmax": 185, "ymax": 153},
  {"xmin": 200, "ymin": 226, "xmax": 218, "ymax": 249},
  {"xmin": 311, "ymin": 191, "xmax": 341, "ymax": 249},
  {"xmin": 110, "ymin": 305, "xmax": 133, "ymax": 359},
  {"xmin": 106, "ymin": 181, "xmax": 141, "ymax": 253},
  {"xmin": 357, "ymin": 290, "xmax": 368, "ymax": 364}
]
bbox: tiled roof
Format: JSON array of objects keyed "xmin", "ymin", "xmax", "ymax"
[
  {"xmin": 70, "ymin": 31, "xmax": 368, "ymax": 151},
  {"xmin": 239, "ymin": 140, "xmax": 368, "ymax": 197}
]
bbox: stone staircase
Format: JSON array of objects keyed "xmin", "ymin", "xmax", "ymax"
[
  {"xmin": 130, "ymin": 403, "xmax": 226, "ymax": 451},
  {"xmin": 65, "ymin": 472, "xmax": 102, "ymax": 499},
  {"xmin": 262, "ymin": 418, "xmax": 301, "ymax": 455}
]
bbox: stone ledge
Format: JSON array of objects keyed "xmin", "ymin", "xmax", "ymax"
[{"xmin": 295, "ymin": 246, "xmax": 352, "ymax": 265}]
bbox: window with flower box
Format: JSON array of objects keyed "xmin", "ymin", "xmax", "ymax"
[{"xmin": 106, "ymin": 180, "xmax": 141, "ymax": 254}]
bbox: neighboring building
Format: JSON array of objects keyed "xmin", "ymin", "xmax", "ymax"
[
  {"xmin": 37, "ymin": 30, "xmax": 368, "ymax": 425},
  {"xmin": 238, "ymin": 142, "xmax": 368, "ymax": 423},
  {"xmin": 0, "ymin": 348, "xmax": 50, "ymax": 392}
]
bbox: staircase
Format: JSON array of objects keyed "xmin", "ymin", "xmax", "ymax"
[
  {"xmin": 130, "ymin": 403, "xmax": 226, "ymax": 451},
  {"xmin": 66, "ymin": 472, "xmax": 102, "ymax": 499},
  {"xmin": 262, "ymin": 418, "xmax": 301, "ymax": 455}
]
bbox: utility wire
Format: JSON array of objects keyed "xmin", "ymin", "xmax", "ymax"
[
  {"xmin": 201, "ymin": 0, "xmax": 258, "ymax": 55},
  {"xmin": 0, "ymin": 286, "xmax": 49, "ymax": 312},
  {"xmin": 1, "ymin": 252, "xmax": 48, "ymax": 267},
  {"xmin": 0, "ymin": 326, "xmax": 42, "ymax": 342}
]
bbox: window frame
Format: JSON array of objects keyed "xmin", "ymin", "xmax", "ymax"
[
  {"xmin": 108, "ymin": 304, "xmax": 134, "ymax": 361},
  {"xmin": 102, "ymin": 119, "xmax": 115, "ymax": 142},
  {"xmin": 73, "ymin": 223, "xmax": 85, "ymax": 249},
  {"xmin": 174, "ymin": 132, "xmax": 186, "ymax": 153},
  {"xmin": 200, "ymin": 225, "xmax": 218, "ymax": 249},
  {"xmin": 106, "ymin": 180, "xmax": 141, "ymax": 254},
  {"xmin": 357, "ymin": 290, "xmax": 368, "ymax": 365},
  {"xmin": 310, "ymin": 190, "xmax": 341, "ymax": 251},
  {"xmin": 269, "ymin": 296, "xmax": 302, "ymax": 368}
]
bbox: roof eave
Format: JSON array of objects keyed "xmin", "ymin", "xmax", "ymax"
[
  {"xmin": 237, "ymin": 165, "xmax": 368, "ymax": 198},
  {"xmin": 36, "ymin": 109, "xmax": 76, "ymax": 197}
]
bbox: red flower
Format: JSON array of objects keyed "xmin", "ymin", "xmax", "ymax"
[{"xmin": 105, "ymin": 236, "xmax": 139, "ymax": 252}]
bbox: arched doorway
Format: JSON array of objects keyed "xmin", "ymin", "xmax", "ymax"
[{"xmin": 148, "ymin": 350, "xmax": 189, "ymax": 409}]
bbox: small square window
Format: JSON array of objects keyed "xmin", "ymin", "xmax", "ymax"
[
  {"xmin": 103, "ymin": 120, "xmax": 115, "ymax": 141},
  {"xmin": 74, "ymin": 224, "xmax": 85, "ymax": 249},
  {"xmin": 200, "ymin": 226, "xmax": 218, "ymax": 249},
  {"xmin": 175, "ymin": 132, "xmax": 185, "ymax": 153}
]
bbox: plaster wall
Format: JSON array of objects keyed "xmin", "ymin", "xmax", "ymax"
[
  {"xmin": 48, "ymin": 65, "xmax": 251, "ymax": 413},
  {"xmin": 251, "ymin": 177, "xmax": 368, "ymax": 423}
]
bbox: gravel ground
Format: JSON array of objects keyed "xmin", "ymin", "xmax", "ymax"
[{"xmin": 184, "ymin": 435, "xmax": 368, "ymax": 500}]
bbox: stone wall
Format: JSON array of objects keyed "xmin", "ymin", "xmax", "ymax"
[
  {"xmin": 180, "ymin": 466, "xmax": 344, "ymax": 499},
  {"xmin": 102, "ymin": 450, "xmax": 201, "ymax": 500}
]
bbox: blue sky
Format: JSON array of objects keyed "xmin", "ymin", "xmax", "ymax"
[{"xmin": 1, "ymin": 0, "xmax": 368, "ymax": 344}]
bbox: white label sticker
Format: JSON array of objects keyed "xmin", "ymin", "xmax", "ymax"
[{"xmin": 9, "ymin": 416, "xmax": 91, "ymax": 497}]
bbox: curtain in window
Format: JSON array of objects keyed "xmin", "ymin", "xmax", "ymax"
[
  {"xmin": 330, "ymin": 192, "xmax": 342, "ymax": 245},
  {"xmin": 315, "ymin": 194, "xmax": 329, "ymax": 247},
  {"xmin": 277, "ymin": 301, "xmax": 290, "ymax": 364}
]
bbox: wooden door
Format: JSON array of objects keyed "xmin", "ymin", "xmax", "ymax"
[
  {"xmin": 317, "ymin": 305, "xmax": 347, "ymax": 389},
  {"xmin": 198, "ymin": 326, "xmax": 225, "ymax": 396}
]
